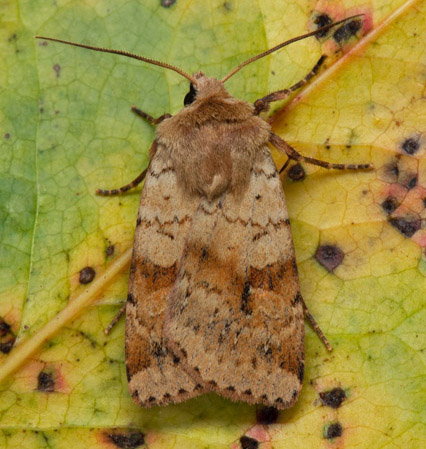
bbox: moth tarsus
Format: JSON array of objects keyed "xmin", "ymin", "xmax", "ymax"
[
  {"xmin": 39, "ymin": 14, "xmax": 371, "ymax": 409},
  {"xmin": 104, "ymin": 303, "xmax": 126, "ymax": 335}
]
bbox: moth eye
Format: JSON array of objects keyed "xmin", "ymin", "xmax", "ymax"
[{"xmin": 184, "ymin": 83, "xmax": 196, "ymax": 106}]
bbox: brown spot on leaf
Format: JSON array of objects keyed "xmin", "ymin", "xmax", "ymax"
[
  {"xmin": 240, "ymin": 435, "xmax": 259, "ymax": 449},
  {"xmin": 106, "ymin": 245, "xmax": 115, "ymax": 257},
  {"xmin": 389, "ymin": 218, "xmax": 421, "ymax": 237},
  {"xmin": 401, "ymin": 137, "xmax": 420, "ymax": 155},
  {"xmin": 319, "ymin": 387, "xmax": 347, "ymax": 408},
  {"xmin": 0, "ymin": 317, "xmax": 10, "ymax": 337},
  {"xmin": 323, "ymin": 422, "xmax": 343, "ymax": 439},
  {"xmin": 107, "ymin": 431, "xmax": 145, "ymax": 448},
  {"xmin": 381, "ymin": 197, "xmax": 399, "ymax": 215},
  {"xmin": 0, "ymin": 339, "xmax": 14, "ymax": 354},
  {"xmin": 333, "ymin": 19, "xmax": 362, "ymax": 44},
  {"xmin": 53, "ymin": 63, "xmax": 61, "ymax": 78},
  {"xmin": 79, "ymin": 266, "xmax": 96, "ymax": 284},
  {"xmin": 313, "ymin": 13, "xmax": 333, "ymax": 38},
  {"xmin": 256, "ymin": 406, "xmax": 279, "ymax": 424},
  {"xmin": 4, "ymin": 133, "xmax": 10, "ymax": 139},
  {"xmin": 161, "ymin": 0, "xmax": 176, "ymax": 7},
  {"xmin": 37, "ymin": 371, "xmax": 55, "ymax": 392},
  {"xmin": 288, "ymin": 163, "xmax": 306, "ymax": 181},
  {"xmin": 315, "ymin": 245, "xmax": 344, "ymax": 271},
  {"xmin": 406, "ymin": 175, "xmax": 417, "ymax": 190}
]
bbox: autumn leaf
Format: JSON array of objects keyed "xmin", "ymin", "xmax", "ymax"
[{"xmin": 0, "ymin": 0, "xmax": 425, "ymax": 448}]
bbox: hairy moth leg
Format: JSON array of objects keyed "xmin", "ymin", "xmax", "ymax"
[
  {"xmin": 131, "ymin": 106, "xmax": 172, "ymax": 125},
  {"xmin": 254, "ymin": 55, "xmax": 326, "ymax": 115}
]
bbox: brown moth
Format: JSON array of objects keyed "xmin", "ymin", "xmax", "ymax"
[{"xmin": 36, "ymin": 15, "xmax": 371, "ymax": 410}]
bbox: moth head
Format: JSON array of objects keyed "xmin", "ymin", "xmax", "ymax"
[{"xmin": 184, "ymin": 72, "xmax": 230, "ymax": 106}]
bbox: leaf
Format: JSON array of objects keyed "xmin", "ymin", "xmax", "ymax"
[{"xmin": 1, "ymin": 0, "xmax": 425, "ymax": 448}]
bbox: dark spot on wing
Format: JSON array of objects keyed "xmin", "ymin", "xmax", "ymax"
[
  {"xmin": 79, "ymin": 266, "xmax": 96, "ymax": 284},
  {"xmin": 241, "ymin": 281, "xmax": 251, "ymax": 315},
  {"xmin": 315, "ymin": 245, "xmax": 344, "ymax": 271},
  {"xmin": 319, "ymin": 387, "xmax": 347, "ymax": 408}
]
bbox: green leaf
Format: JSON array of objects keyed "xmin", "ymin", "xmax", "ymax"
[{"xmin": 1, "ymin": 0, "xmax": 425, "ymax": 448}]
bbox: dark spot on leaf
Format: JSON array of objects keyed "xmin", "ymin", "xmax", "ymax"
[
  {"xmin": 384, "ymin": 161, "xmax": 399, "ymax": 181},
  {"xmin": 37, "ymin": 371, "xmax": 55, "ymax": 393},
  {"xmin": 256, "ymin": 406, "xmax": 279, "ymax": 425},
  {"xmin": 240, "ymin": 435, "xmax": 259, "ymax": 449},
  {"xmin": 223, "ymin": 1, "xmax": 232, "ymax": 10},
  {"xmin": 288, "ymin": 163, "xmax": 306, "ymax": 181},
  {"xmin": 315, "ymin": 245, "xmax": 344, "ymax": 271},
  {"xmin": 401, "ymin": 137, "xmax": 420, "ymax": 155},
  {"xmin": 0, "ymin": 317, "xmax": 10, "ymax": 337},
  {"xmin": 161, "ymin": 0, "xmax": 176, "ymax": 7},
  {"xmin": 79, "ymin": 266, "xmax": 96, "ymax": 284},
  {"xmin": 323, "ymin": 422, "xmax": 343, "ymax": 440},
  {"xmin": 4, "ymin": 133, "xmax": 10, "ymax": 139},
  {"xmin": 53, "ymin": 63, "xmax": 61, "ymax": 78},
  {"xmin": 107, "ymin": 431, "xmax": 145, "ymax": 448},
  {"xmin": 389, "ymin": 218, "xmax": 421, "ymax": 237},
  {"xmin": 381, "ymin": 197, "xmax": 399, "ymax": 215},
  {"xmin": 314, "ymin": 13, "xmax": 333, "ymax": 38},
  {"xmin": 0, "ymin": 339, "xmax": 14, "ymax": 354},
  {"xmin": 106, "ymin": 245, "xmax": 115, "ymax": 257},
  {"xmin": 333, "ymin": 19, "xmax": 362, "ymax": 44},
  {"xmin": 319, "ymin": 387, "xmax": 347, "ymax": 408},
  {"xmin": 406, "ymin": 176, "xmax": 417, "ymax": 190}
]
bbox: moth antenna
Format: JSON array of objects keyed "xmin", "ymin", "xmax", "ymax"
[
  {"xmin": 221, "ymin": 14, "xmax": 364, "ymax": 83},
  {"xmin": 35, "ymin": 36, "xmax": 197, "ymax": 85}
]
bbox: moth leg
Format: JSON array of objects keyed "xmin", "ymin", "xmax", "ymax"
[
  {"xmin": 299, "ymin": 294, "xmax": 332, "ymax": 352},
  {"xmin": 269, "ymin": 133, "xmax": 373, "ymax": 170},
  {"xmin": 254, "ymin": 55, "xmax": 326, "ymax": 115},
  {"xmin": 279, "ymin": 157, "xmax": 291, "ymax": 174},
  {"xmin": 95, "ymin": 167, "xmax": 148, "ymax": 196},
  {"xmin": 95, "ymin": 141, "xmax": 158, "ymax": 195},
  {"xmin": 131, "ymin": 106, "xmax": 172, "ymax": 125},
  {"xmin": 104, "ymin": 303, "xmax": 126, "ymax": 335}
]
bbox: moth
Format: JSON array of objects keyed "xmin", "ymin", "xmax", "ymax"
[{"xmin": 37, "ymin": 16, "xmax": 370, "ymax": 410}]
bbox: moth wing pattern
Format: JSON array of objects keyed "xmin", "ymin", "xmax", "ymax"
[
  {"xmin": 164, "ymin": 146, "xmax": 305, "ymax": 409},
  {"xmin": 126, "ymin": 141, "xmax": 205, "ymax": 406}
]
